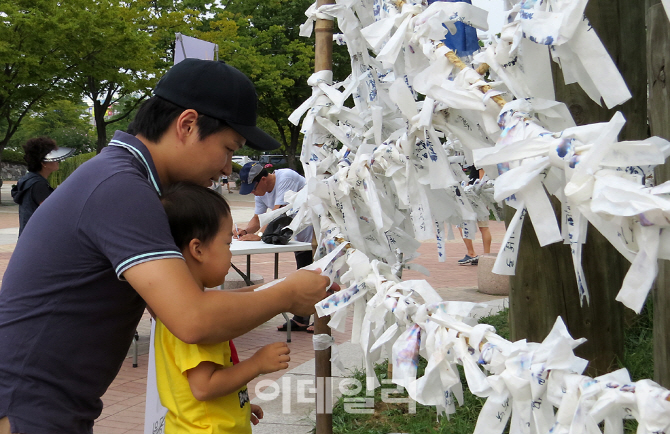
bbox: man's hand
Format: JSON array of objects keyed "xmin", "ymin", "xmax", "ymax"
[
  {"xmin": 235, "ymin": 215, "xmax": 261, "ymax": 238},
  {"xmin": 280, "ymin": 269, "xmax": 332, "ymax": 316},
  {"xmin": 233, "ymin": 225, "xmax": 261, "ymax": 240},
  {"xmin": 250, "ymin": 342, "xmax": 290, "ymax": 374},
  {"xmin": 239, "ymin": 233, "xmax": 261, "ymax": 241}
]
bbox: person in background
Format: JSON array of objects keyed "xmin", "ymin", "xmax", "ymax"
[
  {"xmin": 11, "ymin": 137, "xmax": 59, "ymax": 236},
  {"xmin": 457, "ymin": 165, "xmax": 492, "ymax": 265},
  {"xmin": 220, "ymin": 174, "xmax": 231, "ymax": 193},
  {"xmin": 234, "ymin": 162, "xmax": 314, "ymax": 332},
  {"xmin": 157, "ymin": 182, "xmax": 289, "ymax": 433}
]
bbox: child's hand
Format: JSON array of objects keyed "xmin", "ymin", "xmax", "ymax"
[
  {"xmin": 251, "ymin": 342, "xmax": 290, "ymax": 374},
  {"xmin": 250, "ymin": 404, "xmax": 263, "ymax": 425}
]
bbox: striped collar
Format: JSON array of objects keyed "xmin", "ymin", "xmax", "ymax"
[{"xmin": 108, "ymin": 131, "xmax": 162, "ymax": 195}]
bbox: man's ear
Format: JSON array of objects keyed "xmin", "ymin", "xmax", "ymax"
[
  {"xmin": 186, "ymin": 238, "xmax": 205, "ymax": 263},
  {"xmin": 175, "ymin": 109, "xmax": 199, "ymax": 141}
]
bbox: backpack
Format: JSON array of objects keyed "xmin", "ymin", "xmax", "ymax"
[{"xmin": 261, "ymin": 214, "xmax": 294, "ymax": 245}]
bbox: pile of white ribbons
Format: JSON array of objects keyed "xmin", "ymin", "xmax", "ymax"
[
  {"xmin": 309, "ymin": 239, "xmax": 670, "ymax": 433},
  {"xmin": 267, "ymin": 0, "xmax": 670, "ymax": 431}
]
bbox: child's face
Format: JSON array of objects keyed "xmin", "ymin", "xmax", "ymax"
[{"xmin": 199, "ymin": 215, "xmax": 234, "ymax": 288}]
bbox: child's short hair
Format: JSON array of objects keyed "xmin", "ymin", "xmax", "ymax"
[{"xmin": 161, "ymin": 182, "xmax": 231, "ymax": 250}]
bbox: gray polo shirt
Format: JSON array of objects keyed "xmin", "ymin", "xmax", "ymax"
[{"xmin": 0, "ymin": 131, "xmax": 182, "ymax": 433}]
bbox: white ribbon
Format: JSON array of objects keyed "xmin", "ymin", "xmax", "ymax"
[
  {"xmin": 300, "ymin": 2, "xmax": 336, "ymax": 38},
  {"xmin": 312, "ymin": 333, "xmax": 345, "ymax": 372}
]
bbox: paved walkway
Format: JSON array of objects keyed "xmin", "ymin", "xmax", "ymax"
[{"xmin": 0, "ymin": 184, "xmax": 508, "ymax": 433}]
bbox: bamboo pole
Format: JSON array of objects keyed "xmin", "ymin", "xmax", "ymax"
[
  {"xmin": 315, "ymin": 1, "xmax": 335, "ymax": 73},
  {"xmin": 314, "ymin": 1, "xmax": 335, "ymax": 433}
]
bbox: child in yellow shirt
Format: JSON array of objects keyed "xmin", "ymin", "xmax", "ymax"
[{"xmin": 155, "ymin": 182, "xmax": 291, "ymax": 433}]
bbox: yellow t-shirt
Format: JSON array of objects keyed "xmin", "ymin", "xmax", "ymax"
[{"xmin": 154, "ymin": 319, "xmax": 251, "ymax": 434}]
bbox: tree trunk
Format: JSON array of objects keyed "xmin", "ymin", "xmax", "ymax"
[
  {"xmin": 510, "ymin": 0, "xmax": 645, "ymax": 377},
  {"xmin": 287, "ymin": 123, "xmax": 301, "ymax": 171},
  {"xmin": 646, "ymin": 0, "xmax": 662, "ymax": 11},
  {"xmin": 647, "ymin": 1, "xmax": 670, "ymax": 388},
  {"xmin": 507, "ymin": 199, "xmax": 627, "ymax": 377},
  {"xmin": 94, "ymin": 100, "xmax": 108, "ymax": 154}
]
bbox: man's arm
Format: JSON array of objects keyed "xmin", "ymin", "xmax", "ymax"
[
  {"xmin": 235, "ymin": 205, "xmax": 283, "ymax": 240},
  {"xmin": 252, "ymin": 205, "xmax": 282, "ymax": 232},
  {"xmin": 124, "ymin": 258, "xmax": 329, "ymax": 344},
  {"xmin": 225, "ymin": 282, "xmax": 263, "ymax": 292},
  {"xmin": 235, "ymin": 214, "xmax": 261, "ymax": 237},
  {"xmin": 235, "ymin": 214, "xmax": 262, "ymax": 241}
]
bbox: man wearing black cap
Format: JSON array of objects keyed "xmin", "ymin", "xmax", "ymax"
[
  {"xmin": 235, "ymin": 162, "xmax": 314, "ymax": 332},
  {"xmin": 0, "ymin": 59, "xmax": 331, "ymax": 434}
]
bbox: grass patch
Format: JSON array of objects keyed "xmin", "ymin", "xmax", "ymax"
[
  {"xmin": 330, "ymin": 306, "xmax": 653, "ymax": 434},
  {"xmin": 332, "ymin": 361, "xmax": 487, "ymax": 434},
  {"xmin": 621, "ymin": 300, "xmax": 653, "ymax": 382},
  {"xmin": 330, "ymin": 309, "xmax": 508, "ymax": 434},
  {"xmin": 621, "ymin": 300, "xmax": 654, "ymax": 434}
]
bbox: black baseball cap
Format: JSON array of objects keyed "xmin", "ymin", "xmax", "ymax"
[{"xmin": 154, "ymin": 59, "xmax": 280, "ymax": 151}]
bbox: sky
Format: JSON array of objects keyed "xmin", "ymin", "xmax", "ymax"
[{"xmin": 472, "ymin": 0, "xmax": 506, "ymax": 36}]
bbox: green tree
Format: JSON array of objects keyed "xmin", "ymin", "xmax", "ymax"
[
  {"xmin": 0, "ymin": 0, "xmax": 93, "ymax": 155},
  {"xmin": 68, "ymin": 1, "xmax": 164, "ymax": 153},
  {"xmin": 7, "ymin": 99, "xmax": 95, "ymax": 154},
  {"xmin": 143, "ymin": 0, "xmax": 219, "ymax": 66},
  {"xmin": 80, "ymin": 0, "xmax": 217, "ymax": 152},
  {"xmin": 1, "ymin": 0, "xmax": 215, "ymax": 156},
  {"xmin": 204, "ymin": 0, "xmax": 349, "ymax": 170}
]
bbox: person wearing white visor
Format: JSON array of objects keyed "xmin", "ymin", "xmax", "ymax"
[{"xmin": 11, "ymin": 137, "xmax": 74, "ymax": 235}]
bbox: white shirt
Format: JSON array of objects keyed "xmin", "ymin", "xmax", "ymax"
[{"xmin": 254, "ymin": 169, "xmax": 311, "ymax": 242}]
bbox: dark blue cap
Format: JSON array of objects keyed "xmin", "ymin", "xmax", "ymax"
[{"xmin": 238, "ymin": 162, "xmax": 265, "ymax": 195}]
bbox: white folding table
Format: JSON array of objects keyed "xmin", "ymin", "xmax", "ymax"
[{"xmin": 229, "ymin": 239, "xmax": 313, "ymax": 342}]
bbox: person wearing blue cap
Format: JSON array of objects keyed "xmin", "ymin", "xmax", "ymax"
[
  {"xmin": 235, "ymin": 162, "xmax": 314, "ymax": 332},
  {"xmin": 0, "ymin": 59, "xmax": 332, "ymax": 434}
]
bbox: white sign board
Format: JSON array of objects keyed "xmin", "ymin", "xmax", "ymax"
[{"xmin": 174, "ymin": 33, "xmax": 218, "ymax": 65}]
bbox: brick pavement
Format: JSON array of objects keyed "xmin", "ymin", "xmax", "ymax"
[
  {"xmin": 0, "ymin": 201, "xmax": 19, "ymax": 288},
  {"xmin": 0, "ymin": 185, "xmax": 508, "ymax": 433}
]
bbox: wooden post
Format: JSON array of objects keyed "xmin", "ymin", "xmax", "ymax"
[
  {"xmin": 647, "ymin": 1, "xmax": 670, "ymax": 388},
  {"xmin": 510, "ymin": 0, "xmax": 646, "ymax": 377},
  {"xmin": 507, "ymin": 198, "xmax": 627, "ymax": 376},
  {"xmin": 646, "ymin": 0, "xmax": 662, "ymax": 12},
  {"xmin": 314, "ymin": 1, "xmax": 334, "ymax": 433}
]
